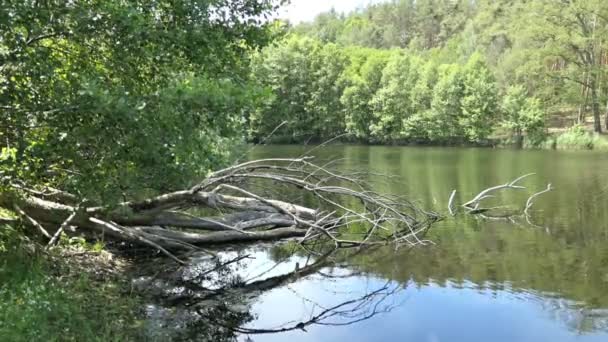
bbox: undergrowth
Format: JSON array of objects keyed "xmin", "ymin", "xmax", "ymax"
[
  {"xmin": 543, "ymin": 125, "xmax": 608, "ymax": 150},
  {"xmin": 0, "ymin": 224, "xmax": 142, "ymax": 341}
]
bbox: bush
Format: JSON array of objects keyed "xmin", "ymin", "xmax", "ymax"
[{"xmin": 553, "ymin": 125, "xmax": 608, "ymax": 150}]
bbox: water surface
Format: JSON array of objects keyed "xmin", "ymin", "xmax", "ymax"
[{"xmin": 237, "ymin": 145, "xmax": 608, "ymax": 342}]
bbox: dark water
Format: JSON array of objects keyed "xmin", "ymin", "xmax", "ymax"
[{"xmin": 234, "ymin": 145, "xmax": 608, "ymax": 342}]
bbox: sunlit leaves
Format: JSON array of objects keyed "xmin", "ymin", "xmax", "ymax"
[{"xmin": 0, "ymin": 0, "xmax": 283, "ymax": 202}]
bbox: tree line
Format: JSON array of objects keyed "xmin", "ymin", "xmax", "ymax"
[
  {"xmin": 250, "ymin": 0, "xmax": 608, "ymax": 144},
  {"xmin": 250, "ymin": 35, "xmax": 544, "ymax": 145}
]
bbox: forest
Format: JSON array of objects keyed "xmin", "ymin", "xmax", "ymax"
[
  {"xmin": 1, "ymin": 1, "xmax": 608, "ymax": 341},
  {"xmin": 250, "ymin": 0, "xmax": 608, "ymax": 148}
]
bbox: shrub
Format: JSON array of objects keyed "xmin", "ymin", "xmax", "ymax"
[{"xmin": 553, "ymin": 125, "xmax": 606, "ymax": 150}]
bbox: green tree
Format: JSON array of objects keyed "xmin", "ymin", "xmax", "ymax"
[
  {"xmin": 0, "ymin": 0, "xmax": 284, "ymax": 201},
  {"xmin": 341, "ymin": 49, "xmax": 391, "ymax": 140},
  {"xmin": 309, "ymin": 43, "xmax": 349, "ymax": 138},
  {"xmin": 369, "ymin": 53, "xmax": 422, "ymax": 141},
  {"xmin": 250, "ymin": 35, "xmax": 347, "ymax": 142},
  {"xmin": 460, "ymin": 52, "xmax": 498, "ymax": 141},
  {"xmin": 428, "ymin": 64, "xmax": 466, "ymax": 141},
  {"xmin": 501, "ymin": 85, "xmax": 546, "ymax": 147},
  {"xmin": 525, "ymin": 0, "xmax": 608, "ymax": 132}
]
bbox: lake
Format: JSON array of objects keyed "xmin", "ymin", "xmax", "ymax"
[{"xmin": 230, "ymin": 145, "xmax": 608, "ymax": 342}]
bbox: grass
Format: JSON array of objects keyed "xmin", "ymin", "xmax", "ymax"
[
  {"xmin": 0, "ymin": 225, "xmax": 142, "ymax": 341},
  {"xmin": 543, "ymin": 125, "xmax": 608, "ymax": 150}
]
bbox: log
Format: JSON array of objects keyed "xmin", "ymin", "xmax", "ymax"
[{"xmin": 0, "ymin": 157, "xmax": 437, "ymax": 261}]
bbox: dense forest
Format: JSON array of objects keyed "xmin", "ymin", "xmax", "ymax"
[{"xmin": 249, "ymin": 0, "xmax": 608, "ymax": 148}]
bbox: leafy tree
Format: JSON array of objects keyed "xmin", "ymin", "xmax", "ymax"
[
  {"xmin": 460, "ymin": 52, "xmax": 498, "ymax": 141},
  {"xmin": 428, "ymin": 64, "xmax": 466, "ymax": 141},
  {"xmin": 309, "ymin": 42, "xmax": 349, "ymax": 138},
  {"xmin": 369, "ymin": 53, "xmax": 422, "ymax": 141},
  {"xmin": 0, "ymin": 0, "xmax": 284, "ymax": 201},
  {"xmin": 526, "ymin": 0, "xmax": 608, "ymax": 132},
  {"xmin": 250, "ymin": 36, "xmax": 316, "ymax": 142},
  {"xmin": 341, "ymin": 49, "xmax": 391, "ymax": 140},
  {"xmin": 501, "ymin": 85, "xmax": 546, "ymax": 147},
  {"xmin": 249, "ymin": 35, "xmax": 347, "ymax": 142}
]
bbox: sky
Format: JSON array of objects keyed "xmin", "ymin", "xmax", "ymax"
[{"xmin": 277, "ymin": 0, "xmax": 385, "ymax": 24}]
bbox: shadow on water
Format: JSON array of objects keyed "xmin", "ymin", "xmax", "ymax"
[{"xmin": 136, "ymin": 146, "xmax": 608, "ymax": 341}]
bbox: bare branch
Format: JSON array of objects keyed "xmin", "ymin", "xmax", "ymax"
[
  {"xmin": 447, "ymin": 190, "xmax": 457, "ymax": 216},
  {"xmin": 1, "ymin": 157, "xmax": 438, "ymax": 254},
  {"xmin": 47, "ymin": 210, "xmax": 77, "ymax": 248},
  {"xmin": 524, "ymin": 183, "xmax": 553, "ymax": 215},
  {"xmin": 13, "ymin": 204, "xmax": 51, "ymax": 239},
  {"xmin": 463, "ymin": 173, "xmax": 535, "ymax": 210},
  {"xmin": 88, "ymin": 217, "xmax": 186, "ymax": 265}
]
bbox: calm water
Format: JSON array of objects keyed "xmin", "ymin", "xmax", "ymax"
[{"xmin": 234, "ymin": 145, "xmax": 608, "ymax": 342}]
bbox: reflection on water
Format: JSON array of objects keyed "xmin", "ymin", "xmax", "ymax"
[
  {"xmin": 244, "ymin": 272, "xmax": 608, "ymax": 342},
  {"xmin": 241, "ymin": 146, "xmax": 608, "ymax": 341},
  {"xmin": 141, "ymin": 246, "xmax": 608, "ymax": 342},
  {"xmin": 141, "ymin": 146, "xmax": 608, "ymax": 341}
]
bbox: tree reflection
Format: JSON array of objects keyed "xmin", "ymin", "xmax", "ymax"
[{"xmin": 136, "ymin": 245, "xmax": 405, "ymax": 341}]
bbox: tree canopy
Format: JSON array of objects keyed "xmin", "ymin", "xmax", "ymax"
[
  {"xmin": 251, "ymin": 0, "xmax": 608, "ymax": 144},
  {"xmin": 0, "ymin": 0, "xmax": 284, "ymax": 201}
]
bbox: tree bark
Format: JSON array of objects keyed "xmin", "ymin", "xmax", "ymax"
[
  {"xmin": 604, "ymin": 99, "xmax": 608, "ymax": 131},
  {"xmin": 591, "ymin": 78, "xmax": 602, "ymax": 133}
]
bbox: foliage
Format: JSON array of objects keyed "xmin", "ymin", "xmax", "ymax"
[
  {"xmin": 249, "ymin": 35, "xmax": 347, "ymax": 142},
  {"xmin": 522, "ymin": 0, "xmax": 608, "ymax": 132},
  {"xmin": 250, "ymin": 36, "xmax": 502, "ymax": 145},
  {"xmin": 284, "ymin": 0, "xmax": 608, "ymax": 142},
  {"xmin": 0, "ymin": 227, "xmax": 141, "ymax": 341},
  {"xmin": 553, "ymin": 125, "xmax": 608, "ymax": 150},
  {"xmin": 293, "ymin": 0, "xmax": 475, "ymax": 50},
  {"xmin": 501, "ymin": 85, "xmax": 546, "ymax": 147},
  {"xmin": 460, "ymin": 52, "xmax": 498, "ymax": 141},
  {"xmin": 341, "ymin": 49, "xmax": 392, "ymax": 140},
  {"xmin": 0, "ymin": 0, "xmax": 284, "ymax": 201},
  {"xmin": 369, "ymin": 53, "xmax": 422, "ymax": 141}
]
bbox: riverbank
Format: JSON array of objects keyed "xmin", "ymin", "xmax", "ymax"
[
  {"xmin": 259, "ymin": 126, "xmax": 608, "ymax": 151},
  {"xmin": 0, "ymin": 223, "xmax": 143, "ymax": 341}
]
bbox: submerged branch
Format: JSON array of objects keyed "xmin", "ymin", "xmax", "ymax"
[{"xmin": 454, "ymin": 174, "xmax": 553, "ymax": 225}]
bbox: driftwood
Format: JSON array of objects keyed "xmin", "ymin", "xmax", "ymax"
[
  {"xmin": 448, "ymin": 173, "xmax": 553, "ymax": 220},
  {"xmin": 0, "ymin": 157, "xmax": 438, "ymax": 261}
]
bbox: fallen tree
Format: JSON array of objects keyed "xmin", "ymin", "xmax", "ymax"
[{"xmin": 1, "ymin": 157, "xmax": 440, "ymax": 262}]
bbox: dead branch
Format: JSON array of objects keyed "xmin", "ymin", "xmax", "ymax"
[
  {"xmin": 448, "ymin": 190, "xmax": 457, "ymax": 216},
  {"xmin": 462, "ymin": 173, "xmax": 535, "ymax": 211},
  {"xmin": 525, "ymin": 183, "xmax": 553, "ymax": 215},
  {"xmin": 453, "ymin": 174, "xmax": 553, "ymax": 227},
  {"xmin": 13, "ymin": 204, "xmax": 51, "ymax": 239},
  {"xmin": 0, "ymin": 157, "xmax": 438, "ymax": 262},
  {"xmin": 88, "ymin": 217, "xmax": 186, "ymax": 264},
  {"xmin": 47, "ymin": 210, "xmax": 77, "ymax": 248}
]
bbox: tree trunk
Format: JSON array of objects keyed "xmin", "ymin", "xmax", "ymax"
[
  {"xmin": 515, "ymin": 128, "xmax": 523, "ymax": 149},
  {"xmin": 591, "ymin": 84, "xmax": 602, "ymax": 133},
  {"xmin": 604, "ymin": 99, "xmax": 608, "ymax": 131}
]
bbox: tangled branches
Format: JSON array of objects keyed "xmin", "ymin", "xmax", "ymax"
[{"xmin": 1, "ymin": 157, "xmax": 439, "ymax": 262}]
